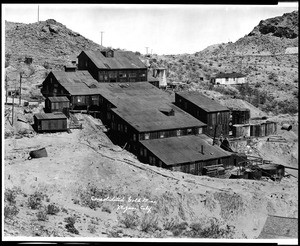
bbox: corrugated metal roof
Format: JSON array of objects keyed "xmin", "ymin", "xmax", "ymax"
[
  {"xmin": 96, "ymin": 82, "xmax": 206, "ymax": 132},
  {"xmin": 140, "ymin": 134, "xmax": 232, "ymax": 166},
  {"xmin": 176, "ymin": 91, "xmax": 230, "ymax": 112},
  {"xmin": 214, "ymin": 72, "xmax": 246, "ymax": 78},
  {"xmin": 48, "ymin": 96, "xmax": 70, "ymax": 102},
  {"xmin": 51, "ymin": 70, "xmax": 100, "ymax": 96},
  {"xmin": 81, "ymin": 50, "xmax": 147, "ymax": 70},
  {"xmin": 34, "ymin": 112, "xmax": 67, "ymax": 120},
  {"xmin": 258, "ymin": 215, "xmax": 298, "ymax": 239}
]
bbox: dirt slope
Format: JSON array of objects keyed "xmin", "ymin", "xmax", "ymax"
[{"xmin": 4, "ymin": 108, "xmax": 298, "ymax": 239}]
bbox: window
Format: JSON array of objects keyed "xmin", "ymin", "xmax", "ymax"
[
  {"xmin": 198, "ymin": 128, "xmax": 203, "ymax": 134},
  {"xmin": 176, "ymin": 130, "xmax": 181, "ymax": 136},
  {"xmin": 187, "ymin": 128, "xmax": 192, "ymax": 135},
  {"xmin": 129, "ymin": 73, "xmax": 136, "ymax": 78},
  {"xmin": 160, "ymin": 132, "xmax": 165, "ymax": 138},
  {"xmin": 53, "ymin": 88, "xmax": 57, "ymax": 94},
  {"xmin": 129, "ymin": 78, "xmax": 136, "ymax": 82},
  {"xmin": 107, "ymin": 112, "xmax": 111, "ymax": 120},
  {"xmin": 99, "ymin": 97, "xmax": 103, "ymax": 104},
  {"xmin": 159, "ymin": 161, "xmax": 162, "ymax": 167},
  {"xmin": 124, "ymin": 125, "xmax": 127, "ymax": 133},
  {"xmin": 85, "ymin": 61, "xmax": 88, "ymax": 67},
  {"xmin": 133, "ymin": 134, "xmax": 137, "ymax": 141},
  {"xmin": 143, "ymin": 149, "xmax": 147, "ymax": 156},
  {"xmin": 54, "ymin": 84, "xmax": 58, "ymax": 88},
  {"xmin": 141, "ymin": 73, "xmax": 146, "ymax": 77},
  {"xmin": 109, "ymin": 72, "xmax": 117, "ymax": 78},
  {"xmin": 145, "ymin": 133, "xmax": 150, "ymax": 140},
  {"xmin": 119, "ymin": 73, "xmax": 127, "ymax": 78},
  {"xmin": 140, "ymin": 148, "xmax": 143, "ymax": 156}
]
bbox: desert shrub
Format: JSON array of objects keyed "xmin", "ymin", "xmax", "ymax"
[
  {"xmin": 4, "ymin": 205, "xmax": 19, "ymax": 220},
  {"xmin": 64, "ymin": 216, "xmax": 79, "ymax": 234},
  {"xmin": 102, "ymin": 206, "xmax": 111, "ymax": 214},
  {"xmin": 163, "ymin": 217, "xmax": 179, "ymax": 231},
  {"xmin": 268, "ymin": 72, "xmax": 278, "ymax": 81},
  {"xmin": 88, "ymin": 224, "xmax": 96, "ymax": 234},
  {"xmin": 46, "ymin": 203, "xmax": 60, "ymax": 215},
  {"xmin": 37, "ymin": 209, "xmax": 48, "ymax": 221},
  {"xmin": 43, "ymin": 61, "xmax": 50, "ymax": 69},
  {"xmin": 5, "ymin": 188, "xmax": 17, "ymax": 205},
  {"xmin": 28, "ymin": 191, "xmax": 45, "ymax": 209},
  {"xmin": 141, "ymin": 214, "xmax": 159, "ymax": 233},
  {"xmin": 64, "ymin": 216, "xmax": 76, "ymax": 225},
  {"xmin": 171, "ymin": 222, "xmax": 188, "ymax": 236},
  {"xmin": 187, "ymin": 218, "xmax": 235, "ymax": 238},
  {"xmin": 119, "ymin": 212, "xmax": 139, "ymax": 229}
]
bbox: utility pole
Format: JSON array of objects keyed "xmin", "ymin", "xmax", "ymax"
[
  {"xmin": 100, "ymin": 31, "xmax": 104, "ymax": 46},
  {"xmin": 19, "ymin": 72, "xmax": 22, "ymax": 106},
  {"xmin": 145, "ymin": 47, "xmax": 149, "ymax": 55},
  {"xmin": 12, "ymin": 84, "xmax": 16, "ymax": 126},
  {"xmin": 5, "ymin": 75, "xmax": 8, "ymax": 104}
]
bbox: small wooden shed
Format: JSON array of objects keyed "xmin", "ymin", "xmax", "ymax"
[
  {"xmin": 34, "ymin": 112, "xmax": 68, "ymax": 132},
  {"xmin": 45, "ymin": 96, "xmax": 70, "ymax": 113}
]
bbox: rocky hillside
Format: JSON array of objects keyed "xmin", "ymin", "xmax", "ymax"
[
  {"xmin": 149, "ymin": 11, "xmax": 298, "ymax": 115},
  {"xmin": 5, "ymin": 19, "xmax": 104, "ymax": 69}
]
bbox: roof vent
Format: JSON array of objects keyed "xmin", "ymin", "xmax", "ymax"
[
  {"xmin": 159, "ymin": 108, "xmax": 175, "ymax": 116},
  {"xmin": 64, "ymin": 65, "xmax": 76, "ymax": 72}
]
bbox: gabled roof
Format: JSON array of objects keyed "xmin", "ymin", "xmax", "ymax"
[
  {"xmin": 34, "ymin": 112, "xmax": 67, "ymax": 120},
  {"xmin": 79, "ymin": 50, "xmax": 147, "ymax": 70},
  {"xmin": 50, "ymin": 70, "xmax": 100, "ymax": 96},
  {"xmin": 258, "ymin": 215, "xmax": 298, "ymax": 239},
  {"xmin": 47, "ymin": 96, "xmax": 69, "ymax": 102},
  {"xmin": 176, "ymin": 91, "xmax": 229, "ymax": 113},
  {"xmin": 112, "ymin": 105, "xmax": 205, "ymax": 133},
  {"xmin": 95, "ymin": 82, "xmax": 206, "ymax": 132},
  {"xmin": 140, "ymin": 134, "xmax": 232, "ymax": 166},
  {"xmin": 214, "ymin": 72, "xmax": 246, "ymax": 78}
]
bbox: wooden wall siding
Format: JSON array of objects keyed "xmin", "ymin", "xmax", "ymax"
[
  {"xmin": 41, "ymin": 74, "xmax": 70, "ymax": 98},
  {"xmin": 36, "ymin": 119, "xmax": 67, "ymax": 132},
  {"xmin": 169, "ymin": 157, "xmax": 231, "ymax": 175},
  {"xmin": 138, "ymin": 142, "xmax": 233, "ymax": 176},
  {"xmin": 48, "ymin": 101, "xmax": 70, "ymax": 112},
  {"xmin": 78, "ymin": 53, "xmax": 147, "ymax": 82},
  {"xmin": 175, "ymin": 95, "xmax": 230, "ymax": 137},
  {"xmin": 77, "ymin": 53, "xmax": 99, "ymax": 81}
]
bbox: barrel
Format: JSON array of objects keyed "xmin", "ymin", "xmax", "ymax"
[
  {"xmin": 29, "ymin": 147, "xmax": 48, "ymax": 159},
  {"xmin": 281, "ymin": 124, "xmax": 292, "ymax": 131}
]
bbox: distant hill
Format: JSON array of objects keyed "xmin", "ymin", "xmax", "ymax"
[
  {"xmin": 5, "ymin": 19, "xmax": 104, "ymax": 69},
  {"xmin": 151, "ymin": 11, "xmax": 298, "ymax": 115},
  {"xmin": 195, "ymin": 10, "xmax": 298, "ymax": 57}
]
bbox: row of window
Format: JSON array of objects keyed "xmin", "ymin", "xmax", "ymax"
[
  {"xmin": 141, "ymin": 128, "xmax": 202, "ymax": 140},
  {"xmin": 140, "ymin": 148, "xmax": 163, "ymax": 167},
  {"xmin": 99, "ymin": 72, "xmax": 146, "ymax": 80},
  {"xmin": 111, "ymin": 121, "xmax": 128, "ymax": 133}
]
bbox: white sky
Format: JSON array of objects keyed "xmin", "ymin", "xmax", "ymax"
[{"xmin": 2, "ymin": 3, "xmax": 298, "ymax": 55}]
